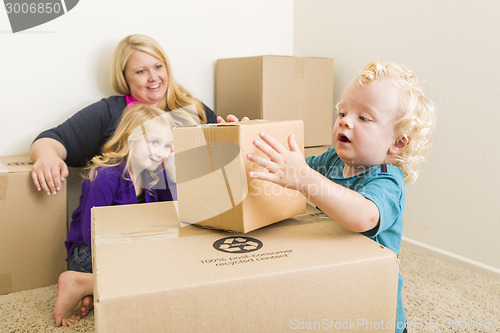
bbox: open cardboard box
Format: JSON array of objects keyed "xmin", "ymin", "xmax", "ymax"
[
  {"xmin": 174, "ymin": 120, "xmax": 306, "ymax": 233},
  {"xmin": 0, "ymin": 155, "xmax": 67, "ymax": 295},
  {"xmin": 92, "ymin": 201, "xmax": 399, "ymax": 332}
]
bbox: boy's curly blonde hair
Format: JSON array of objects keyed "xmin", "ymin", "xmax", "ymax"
[{"xmin": 358, "ymin": 62, "xmax": 435, "ymax": 183}]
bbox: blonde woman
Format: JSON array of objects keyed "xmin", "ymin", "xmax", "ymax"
[
  {"xmin": 31, "ymin": 34, "xmax": 217, "ymax": 196},
  {"xmin": 247, "ymin": 62, "xmax": 435, "ymax": 333},
  {"xmin": 54, "ymin": 105, "xmax": 176, "ymax": 327}
]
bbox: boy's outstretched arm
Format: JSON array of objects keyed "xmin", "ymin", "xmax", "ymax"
[{"xmin": 247, "ymin": 132, "xmax": 379, "ymax": 233}]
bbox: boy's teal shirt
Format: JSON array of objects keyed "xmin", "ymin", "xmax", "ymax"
[{"xmin": 306, "ymin": 148, "xmax": 406, "ymax": 333}]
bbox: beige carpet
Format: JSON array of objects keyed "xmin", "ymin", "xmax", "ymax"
[{"xmin": 1, "ymin": 247, "xmax": 499, "ymax": 333}]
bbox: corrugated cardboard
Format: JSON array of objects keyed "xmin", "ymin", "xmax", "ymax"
[
  {"xmin": 216, "ymin": 55, "xmax": 334, "ymax": 147},
  {"xmin": 0, "ymin": 155, "xmax": 67, "ymax": 295},
  {"xmin": 174, "ymin": 120, "xmax": 306, "ymax": 233},
  {"xmin": 92, "ymin": 201, "xmax": 399, "ymax": 333}
]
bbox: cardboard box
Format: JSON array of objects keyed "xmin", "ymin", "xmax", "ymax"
[
  {"xmin": 0, "ymin": 155, "xmax": 67, "ymax": 295},
  {"xmin": 305, "ymin": 145, "xmax": 331, "ymax": 158},
  {"xmin": 216, "ymin": 55, "xmax": 334, "ymax": 147},
  {"xmin": 92, "ymin": 201, "xmax": 399, "ymax": 333},
  {"xmin": 174, "ymin": 120, "xmax": 306, "ymax": 233}
]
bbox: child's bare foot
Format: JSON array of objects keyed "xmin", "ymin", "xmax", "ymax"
[
  {"xmin": 79, "ymin": 295, "xmax": 94, "ymax": 318},
  {"xmin": 54, "ymin": 271, "xmax": 93, "ymax": 327}
]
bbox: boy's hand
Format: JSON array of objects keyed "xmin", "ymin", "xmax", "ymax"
[{"xmin": 246, "ymin": 132, "xmax": 310, "ymax": 192}]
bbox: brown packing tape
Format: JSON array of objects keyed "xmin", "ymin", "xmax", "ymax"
[
  {"xmin": 0, "ymin": 273, "xmax": 13, "ymax": 295},
  {"xmin": 0, "ymin": 174, "xmax": 8, "ymax": 200}
]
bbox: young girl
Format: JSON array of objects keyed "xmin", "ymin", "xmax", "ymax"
[{"xmin": 54, "ymin": 104, "xmax": 177, "ymax": 327}]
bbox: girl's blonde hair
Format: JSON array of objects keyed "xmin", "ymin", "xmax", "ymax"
[
  {"xmin": 358, "ymin": 62, "xmax": 435, "ymax": 183},
  {"xmin": 110, "ymin": 34, "xmax": 207, "ymax": 123},
  {"xmin": 87, "ymin": 105, "xmax": 174, "ymax": 187}
]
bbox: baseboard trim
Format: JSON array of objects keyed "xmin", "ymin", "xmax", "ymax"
[{"xmin": 401, "ymin": 237, "xmax": 500, "ymax": 280}]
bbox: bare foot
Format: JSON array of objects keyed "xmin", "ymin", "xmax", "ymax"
[
  {"xmin": 54, "ymin": 271, "xmax": 93, "ymax": 327},
  {"xmin": 79, "ymin": 295, "xmax": 94, "ymax": 318}
]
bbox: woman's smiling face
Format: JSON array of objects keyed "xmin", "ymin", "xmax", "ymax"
[{"xmin": 124, "ymin": 50, "xmax": 168, "ymax": 107}]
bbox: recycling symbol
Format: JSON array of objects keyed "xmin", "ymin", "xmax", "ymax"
[{"xmin": 213, "ymin": 237, "xmax": 263, "ymax": 254}]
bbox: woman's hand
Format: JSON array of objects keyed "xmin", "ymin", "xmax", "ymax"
[
  {"xmin": 216, "ymin": 115, "xmax": 250, "ymax": 123},
  {"xmin": 246, "ymin": 132, "xmax": 310, "ymax": 193},
  {"xmin": 30, "ymin": 138, "xmax": 69, "ymax": 196}
]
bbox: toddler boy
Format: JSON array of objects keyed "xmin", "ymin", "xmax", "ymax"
[{"xmin": 247, "ymin": 62, "xmax": 435, "ymax": 333}]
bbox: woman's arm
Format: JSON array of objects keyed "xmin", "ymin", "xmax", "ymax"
[
  {"xmin": 30, "ymin": 96, "xmax": 127, "ymax": 194},
  {"xmin": 30, "ymin": 138, "xmax": 68, "ymax": 196}
]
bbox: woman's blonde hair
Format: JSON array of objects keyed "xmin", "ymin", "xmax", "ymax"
[
  {"xmin": 358, "ymin": 62, "xmax": 435, "ymax": 183},
  {"xmin": 110, "ymin": 34, "xmax": 207, "ymax": 123},
  {"xmin": 87, "ymin": 104, "xmax": 175, "ymax": 188}
]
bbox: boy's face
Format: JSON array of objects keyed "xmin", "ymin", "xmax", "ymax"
[
  {"xmin": 130, "ymin": 120, "xmax": 174, "ymax": 173},
  {"xmin": 333, "ymin": 80, "xmax": 402, "ymax": 174}
]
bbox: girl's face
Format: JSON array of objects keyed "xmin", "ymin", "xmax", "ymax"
[
  {"xmin": 332, "ymin": 80, "xmax": 403, "ymax": 176},
  {"xmin": 130, "ymin": 120, "xmax": 174, "ymax": 173},
  {"xmin": 124, "ymin": 50, "xmax": 168, "ymax": 107}
]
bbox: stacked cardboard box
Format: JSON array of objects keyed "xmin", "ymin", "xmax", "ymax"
[
  {"xmin": 216, "ymin": 55, "xmax": 334, "ymax": 156},
  {"xmin": 92, "ymin": 201, "xmax": 399, "ymax": 333},
  {"xmin": 0, "ymin": 155, "xmax": 67, "ymax": 295}
]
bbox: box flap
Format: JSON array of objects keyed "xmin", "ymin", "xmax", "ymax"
[{"xmin": 92, "ymin": 201, "xmax": 180, "ymax": 239}]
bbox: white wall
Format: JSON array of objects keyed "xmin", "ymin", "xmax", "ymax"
[
  {"xmin": 294, "ymin": 0, "xmax": 500, "ymax": 273},
  {"xmin": 0, "ymin": 0, "xmax": 293, "ymax": 156}
]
